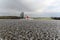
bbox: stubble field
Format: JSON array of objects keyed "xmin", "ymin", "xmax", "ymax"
[{"xmin": 0, "ymin": 19, "xmax": 59, "ymax": 40}]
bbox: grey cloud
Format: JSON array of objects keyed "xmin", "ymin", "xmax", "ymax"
[
  {"xmin": 0, "ymin": 0, "xmax": 32, "ymax": 12},
  {"xmin": 0, "ymin": 0, "xmax": 60, "ymax": 17},
  {"xmin": 0, "ymin": 0, "xmax": 32, "ymax": 16}
]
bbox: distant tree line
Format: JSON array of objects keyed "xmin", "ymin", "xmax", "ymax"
[
  {"xmin": 51, "ymin": 17, "xmax": 60, "ymax": 20},
  {"xmin": 0, "ymin": 16, "xmax": 20, "ymax": 19},
  {"xmin": 0, "ymin": 12, "xmax": 25, "ymax": 19}
]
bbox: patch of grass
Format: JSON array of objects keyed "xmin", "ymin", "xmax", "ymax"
[{"xmin": 33, "ymin": 17, "xmax": 53, "ymax": 20}]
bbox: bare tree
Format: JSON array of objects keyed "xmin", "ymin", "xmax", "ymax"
[{"xmin": 20, "ymin": 12, "xmax": 24, "ymax": 19}]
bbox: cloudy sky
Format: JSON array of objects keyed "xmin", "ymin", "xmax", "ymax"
[{"xmin": 0, "ymin": 0, "xmax": 60, "ymax": 17}]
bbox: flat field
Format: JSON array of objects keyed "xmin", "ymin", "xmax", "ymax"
[
  {"xmin": 33, "ymin": 17, "xmax": 53, "ymax": 20},
  {"xmin": 0, "ymin": 19, "xmax": 59, "ymax": 40}
]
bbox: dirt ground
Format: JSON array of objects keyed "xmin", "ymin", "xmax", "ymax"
[{"xmin": 0, "ymin": 19, "xmax": 59, "ymax": 40}]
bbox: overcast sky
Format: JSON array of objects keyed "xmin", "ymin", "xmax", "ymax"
[{"xmin": 0, "ymin": 0, "xmax": 60, "ymax": 17}]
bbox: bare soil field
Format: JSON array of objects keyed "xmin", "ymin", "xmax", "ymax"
[{"xmin": 0, "ymin": 19, "xmax": 59, "ymax": 40}]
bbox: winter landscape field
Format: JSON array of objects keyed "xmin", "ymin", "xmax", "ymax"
[{"xmin": 0, "ymin": 19, "xmax": 59, "ymax": 40}]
